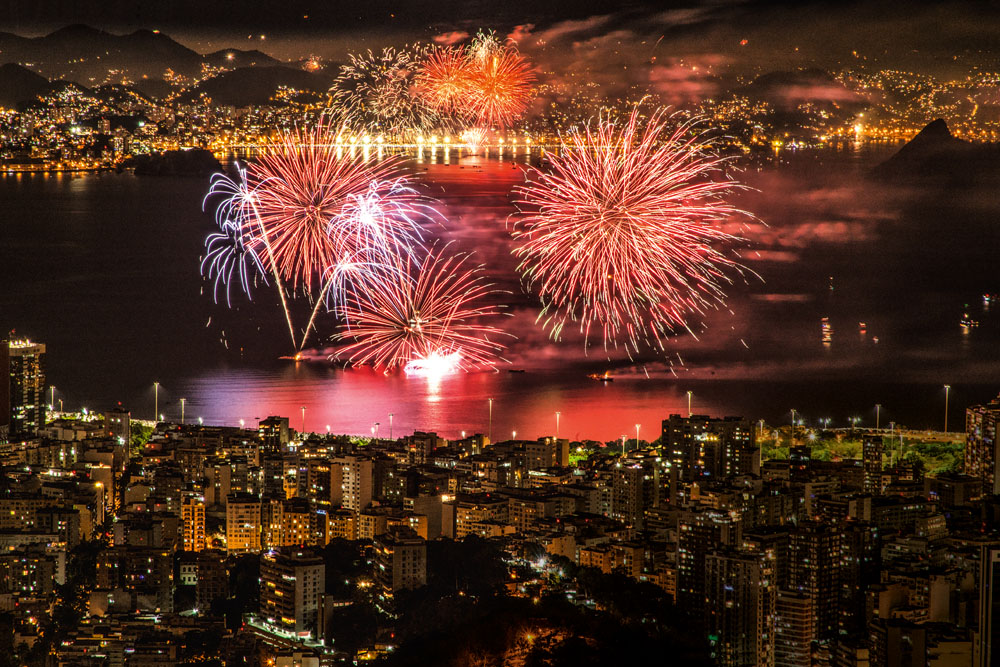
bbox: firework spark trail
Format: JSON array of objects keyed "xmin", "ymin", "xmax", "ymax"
[
  {"xmin": 331, "ymin": 45, "xmax": 439, "ymax": 138},
  {"xmin": 333, "ymin": 245, "xmax": 509, "ymax": 371},
  {"xmin": 201, "ymin": 221, "xmax": 268, "ymax": 307},
  {"xmin": 204, "ymin": 165, "xmax": 298, "ymax": 347},
  {"xmin": 511, "ymin": 107, "xmax": 754, "ymax": 354}
]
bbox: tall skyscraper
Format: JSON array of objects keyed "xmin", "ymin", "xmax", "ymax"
[
  {"xmin": 787, "ymin": 522, "xmax": 842, "ymax": 642},
  {"xmin": 862, "ymin": 435, "xmax": 884, "ymax": 494},
  {"xmin": 678, "ymin": 508, "xmax": 743, "ymax": 618},
  {"xmin": 966, "ymin": 396, "xmax": 1000, "ymax": 496},
  {"xmin": 7, "ymin": 339, "xmax": 45, "ymax": 439},
  {"xmin": 662, "ymin": 414, "xmax": 758, "ymax": 482},
  {"xmin": 705, "ymin": 549, "xmax": 777, "ymax": 667}
]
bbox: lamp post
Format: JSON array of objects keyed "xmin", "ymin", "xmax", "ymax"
[
  {"xmin": 686, "ymin": 391, "xmax": 693, "ymax": 417},
  {"xmin": 153, "ymin": 382, "xmax": 159, "ymax": 423},
  {"xmin": 943, "ymin": 385, "xmax": 951, "ymax": 432},
  {"xmin": 180, "ymin": 398, "xmax": 186, "ymax": 425}
]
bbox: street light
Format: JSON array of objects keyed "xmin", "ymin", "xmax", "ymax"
[
  {"xmin": 943, "ymin": 385, "xmax": 951, "ymax": 432},
  {"xmin": 153, "ymin": 382, "xmax": 159, "ymax": 422},
  {"xmin": 488, "ymin": 398, "xmax": 494, "ymax": 442}
]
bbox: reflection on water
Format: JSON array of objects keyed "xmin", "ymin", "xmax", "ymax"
[{"xmin": 3, "ymin": 143, "xmax": 1000, "ymax": 437}]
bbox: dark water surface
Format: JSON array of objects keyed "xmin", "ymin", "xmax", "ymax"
[{"xmin": 2, "ymin": 144, "xmax": 999, "ymax": 439}]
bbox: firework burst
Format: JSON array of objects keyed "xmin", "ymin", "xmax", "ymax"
[
  {"xmin": 414, "ymin": 46, "xmax": 473, "ymax": 117},
  {"xmin": 465, "ymin": 42, "xmax": 535, "ymax": 128},
  {"xmin": 333, "ymin": 245, "xmax": 509, "ymax": 371},
  {"xmin": 203, "ymin": 123, "xmax": 434, "ymax": 351},
  {"xmin": 247, "ymin": 122, "xmax": 416, "ymax": 293},
  {"xmin": 331, "ymin": 45, "xmax": 439, "ymax": 138},
  {"xmin": 511, "ymin": 107, "xmax": 753, "ymax": 353}
]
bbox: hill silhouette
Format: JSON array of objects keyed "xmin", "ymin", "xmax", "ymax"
[
  {"xmin": 874, "ymin": 119, "xmax": 1000, "ymax": 182},
  {"xmin": 179, "ymin": 66, "xmax": 332, "ymax": 107},
  {"xmin": 0, "ymin": 63, "xmax": 52, "ymax": 108}
]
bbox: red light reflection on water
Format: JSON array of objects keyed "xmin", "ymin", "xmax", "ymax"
[{"xmin": 178, "ymin": 362, "xmax": 709, "ymax": 442}]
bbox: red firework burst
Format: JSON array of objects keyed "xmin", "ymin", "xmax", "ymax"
[
  {"xmin": 334, "ymin": 245, "xmax": 508, "ymax": 371},
  {"xmin": 246, "ymin": 122, "xmax": 416, "ymax": 293},
  {"xmin": 511, "ymin": 107, "xmax": 753, "ymax": 353},
  {"xmin": 465, "ymin": 47, "xmax": 535, "ymax": 128},
  {"xmin": 414, "ymin": 46, "xmax": 473, "ymax": 116}
]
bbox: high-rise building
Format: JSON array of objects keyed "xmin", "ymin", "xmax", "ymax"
[
  {"xmin": 374, "ymin": 527, "xmax": 427, "ymax": 611},
  {"xmin": 0, "ymin": 340, "xmax": 8, "ymax": 443},
  {"xmin": 330, "ymin": 456, "xmax": 373, "ymax": 512},
  {"xmin": 7, "ymin": 339, "xmax": 45, "ymax": 439},
  {"xmin": 977, "ymin": 543, "xmax": 1000, "ymax": 667},
  {"xmin": 259, "ymin": 416, "xmax": 290, "ymax": 455},
  {"xmin": 678, "ymin": 508, "xmax": 743, "ymax": 617},
  {"xmin": 226, "ymin": 493, "xmax": 262, "ymax": 553},
  {"xmin": 787, "ymin": 522, "xmax": 842, "ymax": 642},
  {"xmin": 862, "ymin": 435, "xmax": 884, "ymax": 494},
  {"xmin": 775, "ymin": 590, "xmax": 813, "ymax": 667},
  {"xmin": 662, "ymin": 414, "xmax": 758, "ymax": 482},
  {"xmin": 103, "ymin": 407, "xmax": 131, "ymax": 445},
  {"xmin": 181, "ymin": 495, "xmax": 207, "ymax": 552},
  {"xmin": 705, "ymin": 549, "xmax": 777, "ymax": 667},
  {"xmin": 966, "ymin": 396, "xmax": 1000, "ymax": 496},
  {"xmin": 260, "ymin": 547, "xmax": 325, "ymax": 636},
  {"xmin": 195, "ymin": 549, "xmax": 228, "ymax": 613}
]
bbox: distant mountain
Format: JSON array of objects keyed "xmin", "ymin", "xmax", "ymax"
[
  {"xmin": 178, "ymin": 66, "xmax": 333, "ymax": 107},
  {"xmin": 0, "ymin": 63, "xmax": 51, "ymax": 107},
  {"xmin": 203, "ymin": 49, "xmax": 281, "ymax": 69},
  {"xmin": 874, "ymin": 119, "xmax": 1000, "ymax": 182},
  {"xmin": 0, "ymin": 25, "xmax": 282, "ymax": 86}
]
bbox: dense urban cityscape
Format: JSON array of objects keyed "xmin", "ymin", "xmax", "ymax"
[
  {"xmin": 0, "ymin": 338, "xmax": 997, "ymax": 665},
  {"xmin": 3, "ymin": 1, "xmax": 1000, "ymax": 666}
]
